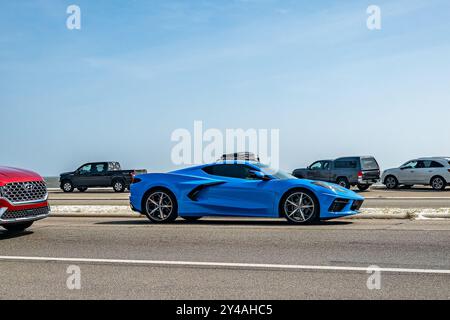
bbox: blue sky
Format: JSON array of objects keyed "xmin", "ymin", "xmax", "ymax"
[{"xmin": 1, "ymin": 0, "xmax": 450, "ymax": 176}]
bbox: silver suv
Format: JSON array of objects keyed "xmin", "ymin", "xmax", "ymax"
[{"xmin": 382, "ymin": 157, "xmax": 450, "ymax": 190}]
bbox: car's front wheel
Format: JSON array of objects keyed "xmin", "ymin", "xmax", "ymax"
[
  {"xmin": 384, "ymin": 176, "xmax": 398, "ymax": 189},
  {"xmin": 62, "ymin": 180, "xmax": 74, "ymax": 193},
  {"xmin": 143, "ymin": 189, "xmax": 178, "ymax": 223},
  {"xmin": 431, "ymin": 176, "xmax": 446, "ymax": 191},
  {"xmin": 281, "ymin": 189, "xmax": 319, "ymax": 224},
  {"xmin": 3, "ymin": 221, "xmax": 33, "ymax": 232}
]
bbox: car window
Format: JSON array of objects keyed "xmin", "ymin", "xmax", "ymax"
[
  {"xmin": 79, "ymin": 164, "xmax": 92, "ymax": 174},
  {"xmin": 429, "ymin": 161, "xmax": 444, "ymax": 168},
  {"xmin": 310, "ymin": 162, "xmax": 323, "ymax": 170},
  {"xmin": 334, "ymin": 160, "xmax": 357, "ymax": 169},
  {"xmin": 203, "ymin": 164, "xmax": 256, "ymax": 180},
  {"xmin": 402, "ymin": 161, "xmax": 418, "ymax": 169},
  {"xmin": 323, "ymin": 161, "xmax": 331, "ymax": 170},
  {"xmin": 92, "ymin": 163, "xmax": 107, "ymax": 173},
  {"xmin": 361, "ymin": 158, "xmax": 379, "ymax": 170},
  {"xmin": 416, "ymin": 161, "xmax": 426, "ymax": 169}
]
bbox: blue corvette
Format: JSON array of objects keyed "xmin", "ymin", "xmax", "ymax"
[{"xmin": 130, "ymin": 161, "xmax": 364, "ymax": 224}]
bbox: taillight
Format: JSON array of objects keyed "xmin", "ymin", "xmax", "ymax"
[{"xmin": 358, "ymin": 171, "xmax": 363, "ymax": 178}]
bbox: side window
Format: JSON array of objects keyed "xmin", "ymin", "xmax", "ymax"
[
  {"xmin": 93, "ymin": 163, "xmax": 107, "ymax": 173},
  {"xmin": 334, "ymin": 160, "xmax": 357, "ymax": 169},
  {"xmin": 203, "ymin": 164, "xmax": 255, "ymax": 179},
  {"xmin": 323, "ymin": 161, "xmax": 331, "ymax": 170},
  {"xmin": 403, "ymin": 161, "xmax": 418, "ymax": 169},
  {"xmin": 430, "ymin": 161, "xmax": 444, "ymax": 168},
  {"xmin": 79, "ymin": 164, "xmax": 92, "ymax": 175},
  {"xmin": 416, "ymin": 161, "xmax": 426, "ymax": 169},
  {"xmin": 310, "ymin": 162, "xmax": 323, "ymax": 170}
]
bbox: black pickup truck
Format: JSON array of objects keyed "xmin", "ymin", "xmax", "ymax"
[{"xmin": 60, "ymin": 162, "xmax": 147, "ymax": 192}]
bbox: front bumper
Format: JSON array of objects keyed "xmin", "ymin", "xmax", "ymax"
[
  {"xmin": 0, "ymin": 202, "xmax": 50, "ymax": 225},
  {"xmin": 320, "ymin": 193, "xmax": 364, "ymax": 219}
]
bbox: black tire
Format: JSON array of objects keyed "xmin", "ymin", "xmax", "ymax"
[
  {"xmin": 430, "ymin": 176, "xmax": 446, "ymax": 191},
  {"xmin": 143, "ymin": 189, "xmax": 178, "ymax": 223},
  {"xmin": 280, "ymin": 189, "xmax": 319, "ymax": 224},
  {"xmin": 357, "ymin": 184, "xmax": 371, "ymax": 191},
  {"xmin": 77, "ymin": 187, "xmax": 88, "ymax": 192},
  {"xmin": 384, "ymin": 175, "xmax": 398, "ymax": 189},
  {"xmin": 112, "ymin": 179, "xmax": 126, "ymax": 193},
  {"xmin": 61, "ymin": 180, "xmax": 74, "ymax": 193},
  {"xmin": 336, "ymin": 177, "xmax": 350, "ymax": 189},
  {"xmin": 181, "ymin": 216, "xmax": 202, "ymax": 222},
  {"xmin": 3, "ymin": 221, "xmax": 33, "ymax": 232}
]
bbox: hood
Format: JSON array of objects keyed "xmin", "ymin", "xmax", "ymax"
[
  {"xmin": 0, "ymin": 166, "xmax": 44, "ymax": 185},
  {"xmin": 287, "ymin": 179, "xmax": 364, "ymax": 200},
  {"xmin": 60, "ymin": 171, "xmax": 75, "ymax": 176}
]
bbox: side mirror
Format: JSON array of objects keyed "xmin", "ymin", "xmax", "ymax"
[{"xmin": 249, "ymin": 170, "xmax": 270, "ymax": 180}]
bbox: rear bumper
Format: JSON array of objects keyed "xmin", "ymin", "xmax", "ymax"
[
  {"xmin": 358, "ymin": 177, "xmax": 379, "ymax": 185},
  {"xmin": 0, "ymin": 201, "xmax": 50, "ymax": 225}
]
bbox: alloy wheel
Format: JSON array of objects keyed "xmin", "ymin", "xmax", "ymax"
[
  {"xmin": 386, "ymin": 177, "xmax": 397, "ymax": 189},
  {"xmin": 145, "ymin": 191, "xmax": 174, "ymax": 221},
  {"xmin": 432, "ymin": 177, "xmax": 444, "ymax": 190},
  {"xmin": 284, "ymin": 192, "xmax": 315, "ymax": 223}
]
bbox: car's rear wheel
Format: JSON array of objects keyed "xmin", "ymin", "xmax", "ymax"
[
  {"xmin": 3, "ymin": 221, "xmax": 33, "ymax": 232},
  {"xmin": 112, "ymin": 180, "xmax": 126, "ymax": 192},
  {"xmin": 143, "ymin": 189, "xmax": 178, "ymax": 223},
  {"xmin": 181, "ymin": 216, "xmax": 202, "ymax": 222},
  {"xmin": 357, "ymin": 184, "xmax": 371, "ymax": 191},
  {"xmin": 384, "ymin": 176, "xmax": 398, "ymax": 189},
  {"xmin": 336, "ymin": 177, "xmax": 350, "ymax": 189},
  {"xmin": 281, "ymin": 189, "xmax": 319, "ymax": 224},
  {"xmin": 62, "ymin": 181, "xmax": 74, "ymax": 192},
  {"xmin": 431, "ymin": 176, "xmax": 446, "ymax": 191},
  {"xmin": 77, "ymin": 187, "xmax": 88, "ymax": 192}
]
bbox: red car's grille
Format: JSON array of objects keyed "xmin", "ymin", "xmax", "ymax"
[{"xmin": 0, "ymin": 181, "xmax": 47, "ymax": 204}]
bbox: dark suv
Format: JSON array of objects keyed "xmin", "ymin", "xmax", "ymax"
[
  {"xmin": 292, "ymin": 156, "xmax": 381, "ymax": 191},
  {"xmin": 60, "ymin": 162, "xmax": 146, "ymax": 193}
]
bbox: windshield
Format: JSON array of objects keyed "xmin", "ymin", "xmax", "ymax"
[{"xmin": 254, "ymin": 163, "xmax": 296, "ymax": 180}]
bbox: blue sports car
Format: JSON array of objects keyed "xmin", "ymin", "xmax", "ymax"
[{"xmin": 130, "ymin": 161, "xmax": 364, "ymax": 224}]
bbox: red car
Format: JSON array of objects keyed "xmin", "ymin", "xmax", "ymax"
[{"xmin": 0, "ymin": 166, "xmax": 50, "ymax": 231}]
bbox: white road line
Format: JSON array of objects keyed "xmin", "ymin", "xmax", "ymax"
[{"xmin": 0, "ymin": 256, "xmax": 449, "ymax": 274}]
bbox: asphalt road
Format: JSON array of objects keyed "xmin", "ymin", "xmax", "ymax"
[
  {"xmin": 1, "ymin": 217, "xmax": 449, "ymax": 299},
  {"xmin": 47, "ymin": 187, "xmax": 450, "ymax": 208}
]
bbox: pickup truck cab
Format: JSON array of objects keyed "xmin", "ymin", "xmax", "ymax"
[
  {"xmin": 292, "ymin": 156, "xmax": 381, "ymax": 191},
  {"xmin": 60, "ymin": 162, "xmax": 146, "ymax": 193},
  {"xmin": 0, "ymin": 166, "xmax": 50, "ymax": 231}
]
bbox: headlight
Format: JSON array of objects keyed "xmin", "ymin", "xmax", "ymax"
[{"xmin": 311, "ymin": 181, "xmax": 345, "ymax": 193}]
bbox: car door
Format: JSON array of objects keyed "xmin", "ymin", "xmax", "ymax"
[
  {"xmin": 423, "ymin": 161, "xmax": 445, "ymax": 184},
  {"xmin": 88, "ymin": 163, "xmax": 110, "ymax": 187},
  {"xmin": 306, "ymin": 161, "xmax": 325, "ymax": 180},
  {"xmin": 316, "ymin": 161, "xmax": 332, "ymax": 181},
  {"xmin": 72, "ymin": 164, "xmax": 92, "ymax": 187},
  {"xmin": 398, "ymin": 160, "xmax": 418, "ymax": 184},
  {"xmin": 198, "ymin": 164, "xmax": 275, "ymax": 216}
]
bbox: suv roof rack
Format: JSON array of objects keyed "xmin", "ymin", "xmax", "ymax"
[{"xmin": 218, "ymin": 152, "xmax": 260, "ymax": 162}]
